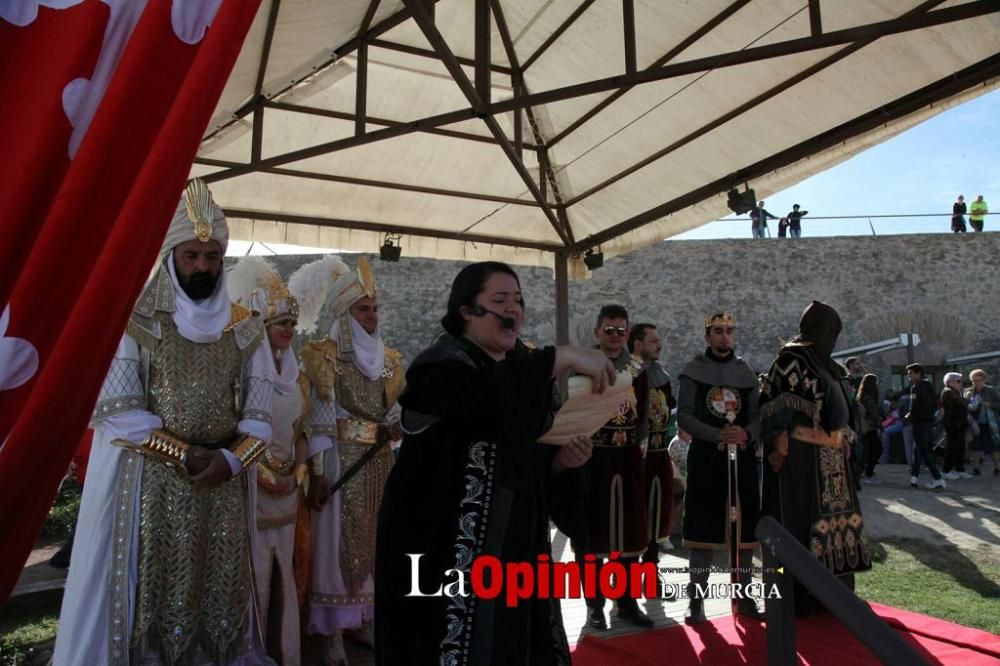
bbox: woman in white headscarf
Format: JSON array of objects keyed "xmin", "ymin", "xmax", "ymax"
[{"xmin": 229, "ymin": 257, "xmax": 309, "ymax": 665}]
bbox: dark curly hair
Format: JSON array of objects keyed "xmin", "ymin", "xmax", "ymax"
[{"xmin": 440, "ymin": 262, "xmax": 523, "ymax": 337}]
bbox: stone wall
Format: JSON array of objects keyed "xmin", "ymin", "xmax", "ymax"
[{"xmin": 255, "ymin": 232, "xmax": 1000, "ymax": 388}]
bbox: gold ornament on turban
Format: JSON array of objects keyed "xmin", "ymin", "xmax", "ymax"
[{"xmin": 184, "ymin": 179, "xmax": 215, "ymax": 244}]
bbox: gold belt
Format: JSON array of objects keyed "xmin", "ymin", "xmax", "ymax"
[
  {"xmin": 262, "ymin": 448, "xmax": 296, "ymax": 476},
  {"xmin": 791, "ymin": 425, "xmax": 846, "ymax": 448},
  {"xmin": 337, "ymin": 418, "xmax": 380, "ymax": 445}
]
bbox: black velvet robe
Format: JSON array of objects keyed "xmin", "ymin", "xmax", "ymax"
[{"xmin": 374, "ymin": 335, "xmax": 574, "ymax": 666}]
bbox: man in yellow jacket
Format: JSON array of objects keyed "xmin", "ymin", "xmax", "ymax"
[{"xmin": 970, "ymin": 195, "xmax": 989, "ymax": 232}]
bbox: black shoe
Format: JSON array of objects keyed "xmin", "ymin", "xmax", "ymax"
[
  {"xmin": 994, "ymin": 468, "xmax": 999, "ymax": 477},
  {"xmin": 585, "ymin": 607, "xmax": 607, "ymax": 630},
  {"xmin": 616, "ymin": 603, "xmax": 654, "ymax": 628},
  {"xmin": 733, "ymin": 598, "xmax": 761, "ymax": 620},
  {"xmin": 972, "ymin": 468, "xmax": 981, "ymax": 476},
  {"xmin": 684, "ymin": 599, "xmax": 707, "ymax": 625}
]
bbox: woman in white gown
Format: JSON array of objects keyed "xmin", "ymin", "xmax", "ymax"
[{"xmin": 229, "ymin": 258, "xmax": 309, "ymax": 665}]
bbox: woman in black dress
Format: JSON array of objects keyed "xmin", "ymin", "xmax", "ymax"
[
  {"xmin": 375, "ymin": 261, "xmax": 614, "ymax": 665},
  {"xmin": 952, "ymin": 194, "xmax": 967, "ymax": 232}
]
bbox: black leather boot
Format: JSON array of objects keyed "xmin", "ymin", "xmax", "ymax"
[
  {"xmin": 684, "ymin": 583, "xmax": 707, "ymax": 625},
  {"xmin": 586, "ymin": 606, "xmax": 608, "ymax": 630}
]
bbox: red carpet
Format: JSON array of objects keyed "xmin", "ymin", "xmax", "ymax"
[{"xmin": 571, "ymin": 603, "xmax": 1000, "ymax": 665}]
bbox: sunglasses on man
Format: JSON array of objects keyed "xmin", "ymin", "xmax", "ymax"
[{"xmin": 602, "ymin": 326, "xmax": 627, "ymax": 336}]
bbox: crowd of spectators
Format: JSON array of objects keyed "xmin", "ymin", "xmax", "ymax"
[{"xmin": 849, "ymin": 358, "xmax": 1000, "ymax": 487}]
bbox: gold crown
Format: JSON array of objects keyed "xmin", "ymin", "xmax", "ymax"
[
  {"xmin": 184, "ymin": 179, "xmax": 215, "ymax": 243},
  {"xmin": 263, "ymin": 272, "xmax": 300, "ymax": 322},
  {"xmin": 704, "ymin": 312, "xmax": 736, "ymax": 328}
]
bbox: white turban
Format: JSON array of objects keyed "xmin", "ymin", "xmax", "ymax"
[
  {"xmin": 325, "ymin": 255, "xmax": 376, "ymax": 321},
  {"xmin": 156, "ymin": 179, "xmax": 231, "ymax": 343},
  {"xmin": 160, "ymin": 179, "xmax": 229, "ymax": 257}
]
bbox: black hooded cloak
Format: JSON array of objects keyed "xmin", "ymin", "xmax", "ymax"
[{"xmin": 759, "ymin": 302, "xmax": 871, "ymax": 608}]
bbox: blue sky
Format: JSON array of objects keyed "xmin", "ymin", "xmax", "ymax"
[
  {"xmin": 229, "ymin": 87, "xmax": 1000, "ymax": 254},
  {"xmin": 673, "ymin": 87, "xmax": 1000, "ymax": 240}
]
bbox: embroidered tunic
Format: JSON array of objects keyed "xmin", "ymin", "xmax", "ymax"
[
  {"xmin": 644, "ymin": 362, "xmax": 676, "ymax": 545},
  {"xmin": 759, "ymin": 344, "xmax": 871, "ymax": 580},
  {"xmin": 579, "ymin": 349, "xmax": 649, "ymax": 558}
]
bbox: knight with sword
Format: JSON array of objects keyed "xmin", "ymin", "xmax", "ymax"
[{"xmin": 677, "ymin": 312, "xmax": 762, "ymax": 624}]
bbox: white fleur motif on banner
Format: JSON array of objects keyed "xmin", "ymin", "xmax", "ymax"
[
  {"xmin": 0, "ymin": 0, "xmax": 85, "ymax": 27},
  {"xmin": 171, "ymin": 0, "xmax": 222, "ymax": 44},
  {"xmin": 59, "ymin": 0, "xmax": 223, "ymax": 157},
  {"xmin": 0, "ymin": 305, "xmax": 39, "ymax": 391}
]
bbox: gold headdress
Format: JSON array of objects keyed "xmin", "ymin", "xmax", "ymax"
[
  {"xmin": 286, "ymin": 255, "xmax": 378, "ymax": 334},
  {"xmin": 704, "ymin": 312, "xmax": 736, "ymax": 328},
  {"xmin": 184, "ymin": 179, "xmax": 215, "ymax": 244},
  {"xmin": 227, "ymin": 257, "xmax": 299, "ymax": 324},
  {"xmin": 257, "ymin": 272, "xmax": 300, "ymax": 323},
  {"xmin": 324, "ymin": 255, "xmax": 378, "ymax": 321},
  {"xmin": 356, "ymin": 255, "xmax": 376, "ymax": 299},
  {"xmin": 161, "ymin": 178, "xmax": 228, "ymax": 258}
]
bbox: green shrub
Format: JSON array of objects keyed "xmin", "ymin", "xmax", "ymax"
[{"xmin": 39, "ymin": 478, "xmax": 81, "ymax": 538}]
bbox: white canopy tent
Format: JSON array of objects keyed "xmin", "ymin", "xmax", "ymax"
[{"xmin": 191, "ymin": 0, "xmax": 1000, "ymax": 296}]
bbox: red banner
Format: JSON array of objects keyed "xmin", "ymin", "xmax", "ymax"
[{"xmin": 0, "ymin": 0, "xmax": 262, "ymax": 604}]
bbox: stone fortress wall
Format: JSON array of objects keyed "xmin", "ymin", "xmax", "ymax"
[{"xmin": 257, "ymin": 232, "xmax": 1000, "ymax": 390}]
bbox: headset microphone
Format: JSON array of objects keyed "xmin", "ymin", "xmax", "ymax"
[{"xmin": 471, "ymin": 305, "xmax": 516, "ymax": 330}]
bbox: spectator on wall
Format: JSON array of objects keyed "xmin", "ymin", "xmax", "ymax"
[
  {"xmin": 786, "ymin": 204, "xmax": 809, "ymax": 238},
  {"xmin": 969, "ymin": 195, "xmax": 988, "ymax": 232},
  {"xmin": 749, "ymin": 200, "xmax": 778, "ymax": 239},
  {"xmin": 952, "ymin": 194, "xmax": 967, "ymax": 232}
]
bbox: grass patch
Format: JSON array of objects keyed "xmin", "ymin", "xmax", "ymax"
[
  {"xmin": 0, "ymin": 590, "xmax": 62, "ymax": 666},
  {"xmin": 856, "ymin": 536, "xmax": 1000, "ymax": 634},
  {"xmin": 0, "ymin": 479, "xmax": 79, "ymax": 665}
]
